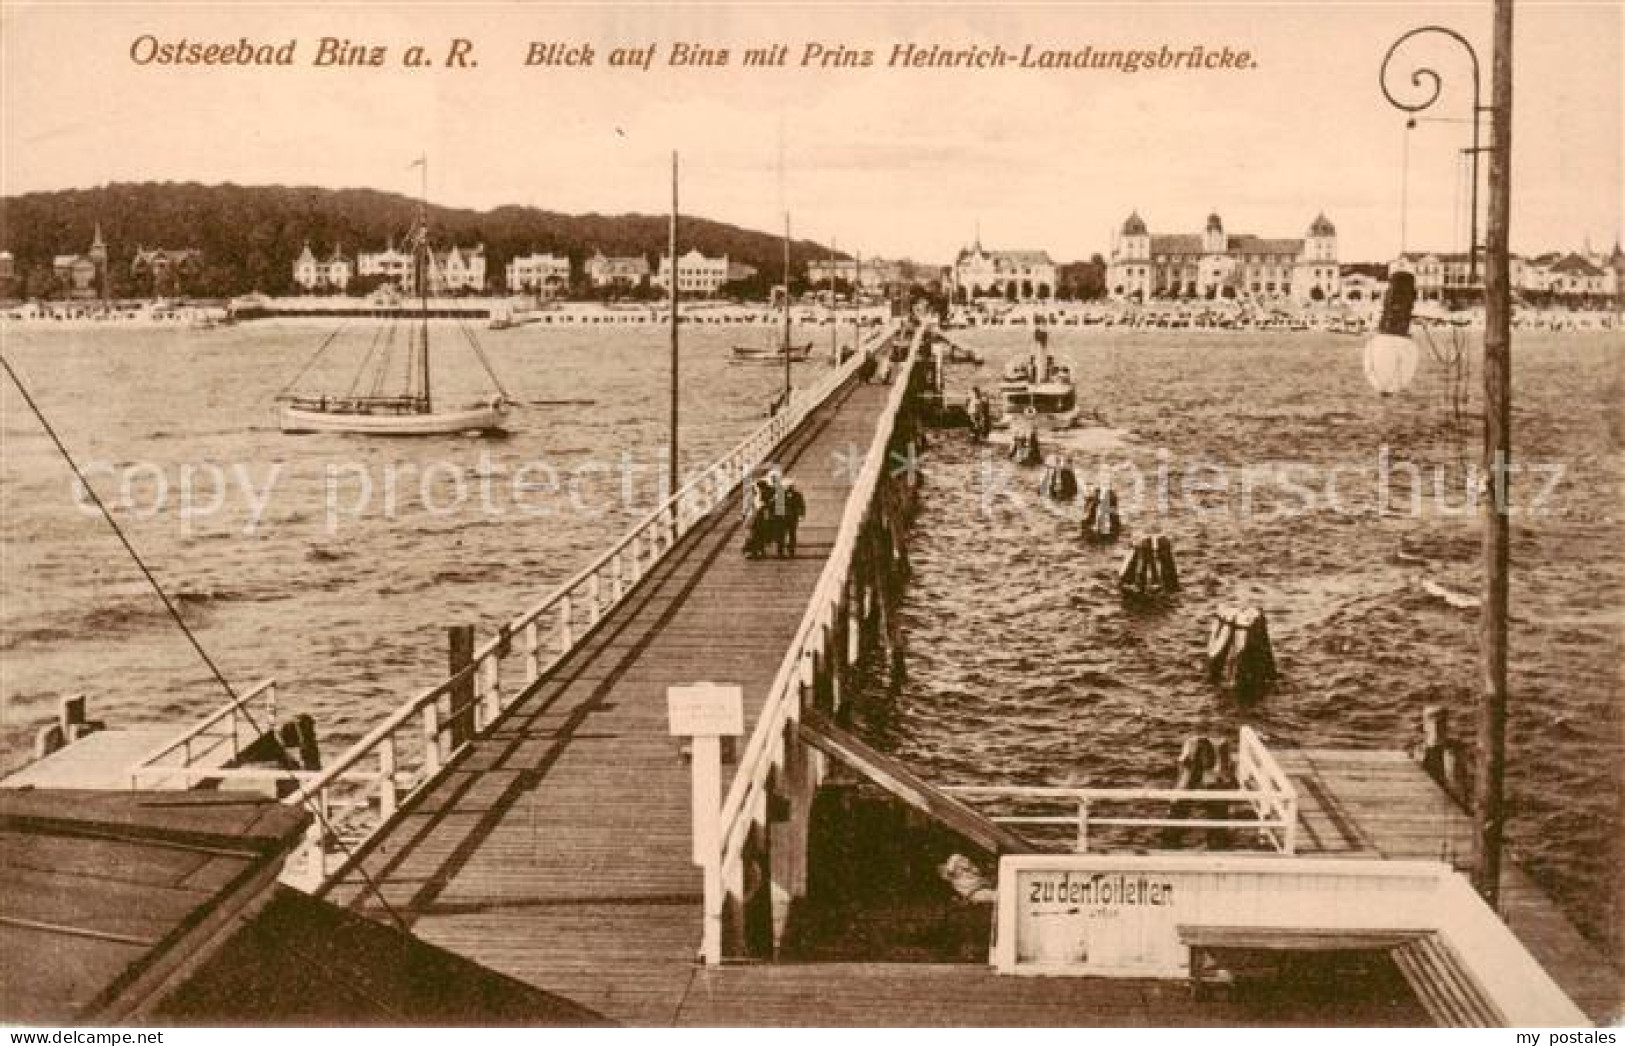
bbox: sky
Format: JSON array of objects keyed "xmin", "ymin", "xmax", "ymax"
[{"xmin": 1, "ymin": 1, "xmax": 1620, "ymax": 264}]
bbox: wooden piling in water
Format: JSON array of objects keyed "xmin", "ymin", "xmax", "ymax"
[{"xmin": 447, "ymin": 624, "xmax": 475, "ymax": 747}]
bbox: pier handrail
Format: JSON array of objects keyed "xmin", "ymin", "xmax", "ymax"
[
  {"xmin": 709, "ymin": 323, "xmax": 923, "ymax": 960},
  {"xmin": 127, "ymin": 678, "xmax": 278, "ymax": 785},
  {"xmin": 942, "ymin": 728, "xmax": 1300, "ymax": 855},
  {"xmin": 286, "ymin": 322, "xmax": 900, "ymax": 886}
]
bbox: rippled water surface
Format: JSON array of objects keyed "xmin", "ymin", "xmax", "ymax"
[
  {"xmin": 3, "ymin": 320, "xmax": 1620, "ymax": 959},
  {"xmin": 1, "ymin": 319, "xmax": 832, "ymax": 757},
  {"xmin": 866, "ymin": 327, "xmax": 1622, "ymax": 958}
]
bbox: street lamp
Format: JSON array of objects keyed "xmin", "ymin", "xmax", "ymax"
[
  {"xmin": 1380, "ymin": 27, "xmax": 1490, "ymax": 286},
  {"xmin": 1380, "ymin": 9, "xmax": 1516, "ymax": 909}
]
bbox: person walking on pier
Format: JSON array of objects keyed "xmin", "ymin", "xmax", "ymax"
[
  {"xmin": 744, "ymin": 475, "xmax": 780, "ymax": 559},
  {"xmin": 777, "ymin": 477, "xmax": 806, "ymax": 558}
]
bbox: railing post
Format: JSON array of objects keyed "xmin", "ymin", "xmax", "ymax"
[
  {"xmin": 422, "ymin": 701, "xmax": 441, "ymax": 777},
  {"xmin": 483, "ymin": 655, "xmax": 502, "ymax": 724},
  {"xmin": 524, "ymin": 620, "xmax": 540, "ymax": 682},
  {"xmin": 559, "ymin": 596, "xmax": 574, "ymax": 652},
  {"xmin": 378, "ymin": 736, "xmax": 398, "ymax": 820},
  {"xmin": 304, "ymin": 802, "xmax": 328, "ymax": 886},
  {"xmin": 588, "ymin": 574, "xmax": 603, "ymax": 625},
  {"xmin": 1076, "ymin": 799, "xmax": 1090, "ymax": 853},
  {"xmin": 611, "ymin": 552, "xmax": 625, "ymax": 602}
]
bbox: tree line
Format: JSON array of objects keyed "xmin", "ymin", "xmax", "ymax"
[{"xmin": 0, "ymin": 182, "xmax": 852, "ymax": 299}]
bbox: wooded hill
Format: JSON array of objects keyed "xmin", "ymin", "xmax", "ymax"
[{"xmin": 0, "ymin": 182, "xmax": 850, "ymax": 298}]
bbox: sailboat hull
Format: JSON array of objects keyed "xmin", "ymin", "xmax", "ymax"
[
  {"xmin": 730, "ymin": 343, "xmax": 814, "ymax": 363},
  {"xmin": 280, "ymin": 401, "xmax": 510, "ymax": 436}
]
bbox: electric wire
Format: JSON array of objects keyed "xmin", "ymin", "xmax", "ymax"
[{"xmin": 0, "ymin": 351, "xmax": 410, "ymax": 934}]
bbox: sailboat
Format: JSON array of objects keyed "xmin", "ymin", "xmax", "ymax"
[
  {"xmin": 277, "ymin": 160, "xmax": 512, "ymax": 436},
  {"xmin": 731, "ymin": 216, "xmax": 812, "ymax": 364}
]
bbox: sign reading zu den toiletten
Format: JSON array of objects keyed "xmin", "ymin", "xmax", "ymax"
[{"xmin": 999, "ymin": 862, "xmax": 1187, "ymax": 976}]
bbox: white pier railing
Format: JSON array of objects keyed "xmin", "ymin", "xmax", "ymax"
[
  {"xmin": 944, "ymin": 728, "xmax": 1299, "ymax": 855},
  {"xmin": 706, "ymin": 323, "xmax": 924, "ymax": 962},
  {"xmin": 127, "ymin": 678, "xmax": 280, "ymax": 790},
  {"xmin": 281, "ymin": 321, "xmax": 902, "ymax": 887}
]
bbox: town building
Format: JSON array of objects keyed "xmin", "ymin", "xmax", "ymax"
[
  {"xmin": 356, "ymin": 244, "xmax": 413, "ymax": 290},
  {"xmin": 950, "ymin": 241, "xmax": 1056, "ymax": 301},
  {"xmin": 357, "ymin": 242, "xmax": 487, "ymax": 294},
  {"xmin": 1521, "ymin": 251, "xmax": 1618, "ymax": 300},
  {"xmin": 1108, "ymin": 211, "xmax": 1339, "ymax": 302},
  {"xmin": 52, "ymin": 224, "xmax": 109, "ymax": 299},
  {"xmin": 1387, "ymin": 252, "xmax": 1475, "ymax": 301},
  {"xmin": 652, "ymin": 249, "xmax": 730, "ymax": 296},
  {"xmin": 433, "ymin": 245, "xmax": 486, "ymax": 294},
  {"xmin": 1338, "ymin": 271, "xmax": 1388, "ymax": 303},
  {"xmin": 292, "ymin": 242, "xmax": 353, "ymax": 293},
  {"xmin": 130, "ymin": 247, "xmax": 203, "ymax": 297},
  {"xmin": 806, "ymin": 257, "xmax": 907, "ymax": 291},
  {"xmin": 507, "ymin": 252, "xmax": 572, "ymax": 297},
  {"xmin": 1392, "ymin": 245, "xmax": 1621, "ymax": 302},
  {"xmin": 585, "ymin": 251, "xmax": 651, "ymax": 291}
]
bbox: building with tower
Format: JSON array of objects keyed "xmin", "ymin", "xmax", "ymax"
[
  {"xmin": 1108, "ymin": 211, "xmax": 1340, "ymax": 303},
  {"xmin": 52, "ymin": 223, "xmax": 108, "ymax": 299},
  {"xmin": 293, "ymin": 242, "xmax": 354, "ymax": 293}
]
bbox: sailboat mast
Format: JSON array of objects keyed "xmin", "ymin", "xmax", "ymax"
[
  {"xmin": 668, "ymin": 151, "xmax": 680, "ymax": 499},
  {"xmin": 828, "ymin": 238, "xmax": 837, "ymax": 364},
  {"xmin": 783, "ymin": 212, "xmax": 792, "ymax": 401},
  {"xmin": 416, "ymin": 155, "xmax": 431, "ymax": 413},
  {"xmin": 852, "ymin": 251, "xmax": 860, "ymax": 357}
]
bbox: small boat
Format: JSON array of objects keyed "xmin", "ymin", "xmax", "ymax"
[
  {"xmin": 997, "ymin": 330, "xmax": 1078, "ymax": 430},
  {"xmin": 276, "ymin": 159, "xmax": 513, "ymax": 436},
  {"xmin": 731, "ymin": 340, "xmax": 813, "ymax": 363},
  {"xmin": 279, "ymin": 394, "xmax": 509, "ymax": 435}
]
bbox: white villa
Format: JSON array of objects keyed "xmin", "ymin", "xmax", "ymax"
[
  {"xmin": 586, "ymin": 251, "xmax": 651, "ymax": 290},
  {"xmin": 507, "ymin": 252, "xmax": 572, "ymax": 297},
  {"xmin": 292, "ymin": 243, "xmax": 353, "ymax": 293},
  {"xmin": 356, "ymin": 243, "xmax": 487, "ymax": 294},
  {"xmin": 950, "ymin": 242, "xmax": 1056, "ymax": 302},
  {"xmin": 653, "ymin": 249, "xmax": 730, "ymax": 296}
]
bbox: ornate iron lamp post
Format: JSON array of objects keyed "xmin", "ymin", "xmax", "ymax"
[
  {"xmin": 1380, "ymin": 27, "xmax": 1490, "ymax": 285},
  {"xmin": 1380, "ymin": 9, "xmax": 1515, "ymax": 908}
]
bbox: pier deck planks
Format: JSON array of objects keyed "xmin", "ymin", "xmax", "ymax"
[
  {"xmin": 318, "ymin": 366, "xmax": 1617, "ymax": 1027},
  {"xmin": 324, "ymin": 374, "xmax": 896, "ymax": 1026},
  {"xmin": 1280, "ymin": 747, "xmax": 1620, "ymax": 1023}
]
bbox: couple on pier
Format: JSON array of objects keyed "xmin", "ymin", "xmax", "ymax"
[{"xmin": 743, "ymin": 473, "xmax": 806, "ymax": 560}]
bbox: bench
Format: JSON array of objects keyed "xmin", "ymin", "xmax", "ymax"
[
  {"xmin": 1389, "ymin": 932, "xmax": 1506, "ymax": 1027},
  {"xmin": 1177, "ymin": 925, "xmax": 1428, "ymax": 1002}
]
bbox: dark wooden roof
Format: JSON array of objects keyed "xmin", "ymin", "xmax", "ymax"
[
  {"xmin": 156, "ymin": 886, "xmax": 613, "ymax": 1026},
  {"xmin": 0, "ymin": 790, "xmax": 309, "ymax": 1024}
]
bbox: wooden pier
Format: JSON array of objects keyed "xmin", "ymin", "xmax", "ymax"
[
  {"xmin": 319, "ymin": 333, "xmax": 919, "ymax": 1023},
  {"xmin": 13, "ymin": 319, "xmax": 1613, "ymax": 1027}
]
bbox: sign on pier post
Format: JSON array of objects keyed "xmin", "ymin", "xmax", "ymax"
[{"xmin": 668, "ymin": 682, "xmax": 744, "ymax": 964}]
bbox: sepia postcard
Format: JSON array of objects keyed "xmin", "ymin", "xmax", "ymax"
[{"xmin": 0, "ymin": 0, "xmax": 1620, "ymax": 1031}]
